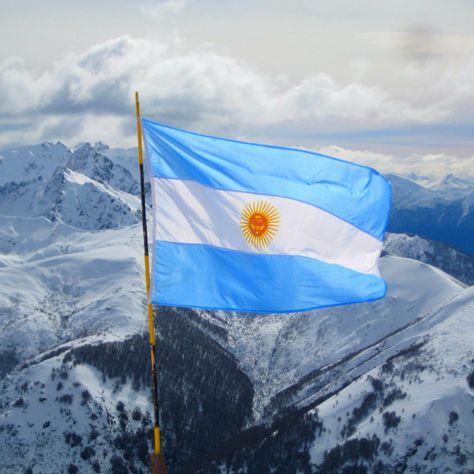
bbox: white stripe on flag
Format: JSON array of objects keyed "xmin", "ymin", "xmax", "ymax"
[{"xmin": 152, "ymin": 178, "xmax": 383, "ymax": 276}]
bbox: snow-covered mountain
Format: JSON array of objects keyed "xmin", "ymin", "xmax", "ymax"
[
  {"xmin": 404, "ymin": 172, "xmax": 474, "ymax": 196},
  {"xmin": 0, "ymin": 142, "xmax": 473, "ymax": 473},
  {"xmin": 384, "ymin": 232, "xmax": 474, "ymax": 285},
  {"xmin": 194, "ymin": 269, "xmax": 474, "ymax": 473},
  {"xmin": 388, "ymin": 173, "xmax": 474, "ymax": 255},
  {"xmin": 0, "ymin": 143, "xmax": 141, "ymax": 230}
]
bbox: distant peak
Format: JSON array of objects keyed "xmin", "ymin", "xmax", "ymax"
[
  {"xmin": 93, "ymin": 141, "xmax": 109, "ymax": 152},
  {"xmin": 73, "ymin": 142, "xmax": 110, "ymax": 153},
  {"xmin": 73, "ymin": 142, "xmax": 93, "ymax": 152}
]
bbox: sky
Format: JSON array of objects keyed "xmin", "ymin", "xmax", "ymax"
[{"xmin": 1, "ymin": 0, "xmax": 474, "ymax": 178}]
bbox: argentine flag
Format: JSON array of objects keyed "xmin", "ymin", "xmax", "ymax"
[{"xmin": 142, "ymin": 119, "xmax": 391, "ymax": 313}]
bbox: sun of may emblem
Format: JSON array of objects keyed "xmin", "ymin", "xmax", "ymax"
[{"xmin": 240, "ymin": 201, "xmax": 280, "ymax": 248}]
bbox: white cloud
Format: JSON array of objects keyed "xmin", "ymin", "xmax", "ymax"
[
  {"xmin": 0, "ymin": 34, "xmax": 473, "ymax": 180},
  {"xmin": 140, "ymin": 0, "xmax": 188, "ymax": 17},
  {"xmin": 363, "ymin": 30, "xmax": 474, "ymax": 60},
  {"xmin": 0, "ymin": 35, "xmax": 456, "ymax": 147},
  {"xmin": 318, "ymin": 145, "xmax": 474, "ymax": 179}
]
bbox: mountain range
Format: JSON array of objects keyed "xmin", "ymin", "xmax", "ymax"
[
  {"xmin": 0, "ymin": 142, "xmax": 473, "ymax": 473},
  {"xmin": 388, "ymin": 173, "xmax": 474, "ymax": 255}
]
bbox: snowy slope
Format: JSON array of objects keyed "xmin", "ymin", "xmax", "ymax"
[
  {"xmin": 2, "ymin": 253, "xmax": 472, "ymax": 473},
  {"xmin": 192, "ymin": 268, "xmax": 474, "ymax": 473},
  {"xmin": 1, "ymin": 141, "xmax": 474, "ymax": 473},
  {"xmin": 0, "ymin": 143, "xmax": 153, "ymax": 473},
  {"xmin": 388, "ymin": 173, "xmax": 474, "ymax": 254},
  {"xmin": 0, "ymin": 349, "xmax": 151, "ymax": 474},
  {"xmin": 67, "ymin": 143, "xmax": 140, "ymax": 196},
  {"xmin": 385, "ymin": 232, "xmax": 474, "ymax": 284},
  {"xmin": 427, "ymin": 173, "xmax": 474, "ymax": 198},
  {"xmin": 310, "ymin": 284, "xmax": 474, "ymax": 472},
  {"xmin": 201, "ymin": 256, "xmax": 465, "ymax": 419},
  {"xmin": 0, "ymin": 216, "xmax": 145, "ymax": 365},
  {"xmin": 0, "ymin": 145, "xmax": 141, "ymax": 230},
  {"xmin": 0, "ymin": 143, "xmax": 70, "ymax": 186}
]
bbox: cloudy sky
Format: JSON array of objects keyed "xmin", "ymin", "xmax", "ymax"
[{"xmin": 1, "ymin": 0, "xmax": 474, "ymax": 177}]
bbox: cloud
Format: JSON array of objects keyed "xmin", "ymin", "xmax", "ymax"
[
  {"xmin": 140, "ymin": 0, "xmax": 188, "ymax": 17},
  {"xmin": 318, "ymin": 145, "xmax": 474, "ymax": 179},
  {"xmin": 1, "ymin": 33, "xmax": 474, "ymax": 182},
  {"xmin": 0, "ymin": 35, "xmax": 454, "ymax": 146},
  {"xmin": 364, "ymin": 28, "xmax": 474, "ymax": 62}
]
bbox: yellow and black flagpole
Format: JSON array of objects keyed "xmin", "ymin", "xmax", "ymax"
[{"xmin": 135, "ymin": 91, "xmax": 168, "ymax": 474}]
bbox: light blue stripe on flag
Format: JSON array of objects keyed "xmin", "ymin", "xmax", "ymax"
[{"xmin": 152, "ymin": 241, "xmax": 387, "ymax": 313}]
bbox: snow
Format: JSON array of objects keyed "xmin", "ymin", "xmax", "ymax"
[
  {"xmin": 385, "ymin": 233, "xmax": 434, "ymax": 259},
  {"xmin": 310, "ymin": 285, "xmax": 474, "ymax": 470},
  {"xmin": 215, "ymin": 255, "xmax": 464, "ymax": 419},
  {"xmin": 0, "ymin": 352, "xmax": 150, "ymax": 473},
  {"xmin": 102, "ymin": 146, "xmax": 139, "ymax": 177},
  {"xmin": 1, "ymin": 141, "xmax": 473, "ymax": 472},
  {"xmin": 0, "ymin": 142, "xmax": 70, "ymax": 186},
  {"xmin": 0, "ymin": 214, "xmax": 146, "ymax": 361}
]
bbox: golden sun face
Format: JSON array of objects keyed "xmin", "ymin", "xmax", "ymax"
[{"xmin": 240, "ymin": 201, "xmax": 280, "ymax": 248}]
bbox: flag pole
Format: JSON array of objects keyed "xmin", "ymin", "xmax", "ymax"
[{"xmin": 135, "ymin": 91, "xmax": 168, "ymax": 474}]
